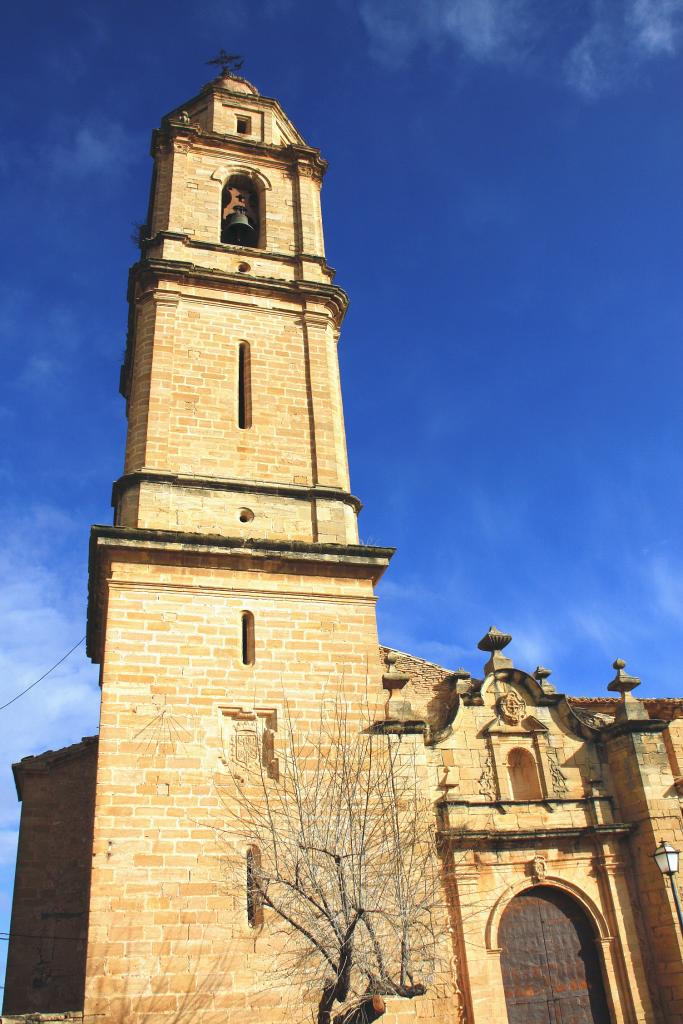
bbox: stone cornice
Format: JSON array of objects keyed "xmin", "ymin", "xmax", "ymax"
[
  {"xmin": 89, "ymin": 523, "xmax": 393, "ymax": 568},
  {"xmin": 130, "ymin": 257, "xmax": 348, "ymax": 322},
  {"xmin": 120, "ymin": 257, "xmax": 348, "ymax": 400},
  {"xmin": 12, "ymin": 736, "xmax": 98, "ymax": 801},
  {"xmin": 438, "ymin": 823, "xmax": 633, "ymax": 845},
  {"xmin": 112, "ymin": 471, "xmax": 363, "ymax": 513},
  {"xmin": 570, "ymin": 695, "xmax": 683, "ymax": 722},
  {"xmin": 144, "ymin": 231, "xmax": 336, "ymax": 280},
  {"xmin": 151, "ymin": 121, "xmax": 326, "ymax": 178},
  {"xmin": 87, "ymin": 525, "xmax": 394, "ymax": 662},
  {"xmin": 600, "ymin": 718, "xmax": 668, "ymax": 741},
  {"xmin": 440, "ymin": 796, "xmax": 613, "ymax": 809}
]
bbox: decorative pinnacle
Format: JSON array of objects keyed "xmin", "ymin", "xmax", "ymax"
[
  {"xmin": 382, "ymin": 651, "xmax": 409, "ymax": 694},
  {"xmin": 534, "ymin": 665, "xmax": 556, "ymax": 693},
  {"xmin": 477, "ymin": 626, "xmax": 512, "ymax": 653},
  {"xmin": 607, "ymin": 658, "xmax": 641, "ymax": 697},
  {"xmin": 448, "ymin": 667, "xmax": 472, "ymax": 692},
  {"xmin": 206, "ymin": 50, "xmax": 244, "ymax": 77},
  {"xmin": 382, "ymin": 651, "xmax": 412, "ymax": 722}
]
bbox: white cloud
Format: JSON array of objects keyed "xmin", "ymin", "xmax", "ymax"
[
  {"xmin": 50, "ymin": 120, "xmax": 137, "ymax": 180},
  {"xmin": 564, "ymin": 0, "xmax": 683, "ymax": 97},
  {"xmin": 0, "ymin": 117, "xmax": 138, "ymax": 183},
  {"xmin": 353, "ymin": 0, "xmax": 683, "ymax": 96},
  {"xmin": 564, "ymin": 12, "xmax": 622, "ymax": 99},
  {"xmin": 629, "ymin": 0, "xmax": 683, "ymax": 54},
  {"xmin": 0, "ymin": 504, "xmax": 100, "ymax": 818},
  {"xmin": 0, "ymin": 830, "xmax": 21, "ymax": 868},
  {"xmin": 0, "ymin": 287, "xmax": 95, "ymax": 389},
  {"xmin": 648, "ymin": 553, "xmax": 683, "ymax": 623},
  {"xmin": 357, "ymin": 0, "xmax": 533, "ymax": 65}
]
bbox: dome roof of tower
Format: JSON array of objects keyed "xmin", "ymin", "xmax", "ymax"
[{"xmin": 211, "ymin": 72, "xmax": 260, "ymax": 96}]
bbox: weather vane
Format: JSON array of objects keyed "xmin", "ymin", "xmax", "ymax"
[{"xmin": 206, "ymin": 50, "xmax": 244, "ymax": 76}]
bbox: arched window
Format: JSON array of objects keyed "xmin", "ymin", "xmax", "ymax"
[
  {"xmin": 507, "ymin": 747, "xmax": 542, "ymax": 801},
  {"xmin": 241, "ymin": 611, "xmax": 255, "ymax": 666},
  {"xmin": 221, "ymin": 174, "xmax": 261, "ymax": 247},
  {"xmin": 237, "ymin": 341, "xmax": 252, "ymax": 429},
  {"xmin": 246, "ymin": 846, "xmax": 263, "ymax": 928}
]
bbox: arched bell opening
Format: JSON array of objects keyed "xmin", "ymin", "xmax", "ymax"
[
  {"xmin": 499, "ymin": 886, "xmax": 612, "ymax": 1024},
  {"xmin": 221, "ymin": 174, "xmax": 262, "ymax": 248},
  {"xmin": 506, "ymin": 746, "xmax": 542, "ymax": 801}
]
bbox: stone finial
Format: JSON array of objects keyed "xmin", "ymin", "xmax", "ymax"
[
  {"xmin": 450, "ymin": 667, "xmax": 471, "ymax": 690},
  {"xmin": 477, "ymin": 626, "xmax": 513, "ymax": 674},
  {"xmin": 608, "ymin": 658, "xmax": 647, "ymax": 722},
  {"xmin": 534, "ymin": 665, "xmax": 556, "ymax": 694},
  {"xmin": 447, "ymin": 667, "xmax": 473, "ymax": 700},
  {"xmin": 607, "ymin": 658, "xmax": 640, "ymax": 696},
  {"xmin": 382, "ymin": 651, "xmax": 412, "ymax": 721},
  {"xmin": 382, "ymin": 652, "xmax": 409, "ymax": 693},
  {"xmin": 477, "ymin": 626, "xmax": 512, "ymax": 653}
]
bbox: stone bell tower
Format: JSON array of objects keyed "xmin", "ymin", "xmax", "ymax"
[
  {"xmin": 83, "ymin": 70, "xmax": 393, "ymax": 1023},
  {"xmin": 113, "ymin": 70, "xmax": 360, "ymax": 547}
]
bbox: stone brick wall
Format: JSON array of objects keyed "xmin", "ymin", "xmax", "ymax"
[
  {"xmin": 118, "ymin": 281, "xmax": 354, "ymax": 544},
  {"xmin": 81, "ymin": 541, "xmax": 461, "ymax": 1023},
  {"xmin": 3, "ymin": 740, "xmax": 97, "ymax": 1016},
  {"xmin": 603, "ymin": 721, "xmax": 683, "ymax": 1021}
]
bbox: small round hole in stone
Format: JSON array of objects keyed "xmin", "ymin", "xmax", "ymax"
[
  {"xmin": 239, "ymin": 508, "xmax": 254, "ymax": 523},
  {"xmin": 238, "ymin": 262, "xmax": 251, "ymax": 273}
]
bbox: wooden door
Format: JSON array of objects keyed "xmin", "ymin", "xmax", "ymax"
[{"xmin": 500, "ymin": 886, "xmax": 611, "ymax": 1024}]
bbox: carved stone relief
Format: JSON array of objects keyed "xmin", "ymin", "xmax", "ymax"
[
  {"xmin": 219, "ymin": 706, "xmax": 278, "ymax": 779},
  {"xmin": 478, "ymin": 745, "xmax": 498, "ymax": 800},
  {"xmin": 530, "ymin": 854, "xmax": 547, "ymax": 883},
  {"xmin": 546, "ymin": 747, "xmax": 569, "ymax": 796},
  {"xmin": 497, "ymin": 689, "xmax": 527, "ymax": 725}
]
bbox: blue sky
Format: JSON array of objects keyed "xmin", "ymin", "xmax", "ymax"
[{"xmin": 2, "ymin": 0, "xmax": 683, "ymax": 988}]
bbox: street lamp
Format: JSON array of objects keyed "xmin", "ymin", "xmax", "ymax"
[{"xmin": 654, "ymin": 840, "xmax": 683, "ymax": 938}]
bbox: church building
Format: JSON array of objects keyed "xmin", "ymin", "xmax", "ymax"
[{"xmin": 4, "ymin": 69, "xmax": 683, "ymax": 1024}]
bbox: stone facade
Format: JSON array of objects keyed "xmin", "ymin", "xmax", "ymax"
[{"xmin": 5, "ymin": 71, "xmax": 683, "ymax": 1024}]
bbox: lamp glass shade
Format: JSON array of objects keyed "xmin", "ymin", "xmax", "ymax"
[{"xmin": 654, "ymin": 841, "xmax": 680, "ymax": 876}]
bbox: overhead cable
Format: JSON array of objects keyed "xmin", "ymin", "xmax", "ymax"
[{"xmin": 0, "ymin": 637, "xmax": 86, "ymax": 712}]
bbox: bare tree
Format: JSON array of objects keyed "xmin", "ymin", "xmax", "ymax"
[{"xmin": 216, "ymin": 696, "xmax": 442, "ymax": 1024}]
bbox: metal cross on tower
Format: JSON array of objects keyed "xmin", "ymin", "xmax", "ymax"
[{"xmin": 206, "ymin": 50, "xmax": 244, "ymax": 76}]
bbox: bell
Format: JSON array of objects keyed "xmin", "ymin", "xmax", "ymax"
[{"xmin": 223, "ymin": 207, "xmax": 256, "ymax": 246}]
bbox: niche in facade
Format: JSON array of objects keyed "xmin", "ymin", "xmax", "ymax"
[
  {"xmin": 507, "ymin": 747, "xmax": 543, "ymax": 801},
  {"xmin": 221, "ymin": 175, "xmax": 261, "ymax": 247}
]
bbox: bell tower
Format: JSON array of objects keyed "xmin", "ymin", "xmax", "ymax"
[
  {"xmin": 83, "ymin": 71, "xmax": 393, "ymax": 1024},
  {"xmin": 114, "ymin": 70, "xmax": 360, "ymax": 547}
]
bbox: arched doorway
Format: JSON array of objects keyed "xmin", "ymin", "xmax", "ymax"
[{"xmin": 499, "ymin": 886, "xmax": 611, "ymax": 1024}]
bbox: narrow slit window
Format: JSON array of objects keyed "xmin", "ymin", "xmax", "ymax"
[
  {"xmin": 241, "ymin": 611, "xmax": 255, "ymax": 666},
  {"xmin": 246, "ymin": 847, "xmax": 263, "ymax": 927},
  {"xmin": 238, "ymin": 342, "xmax": 252, "ymax": 429}
]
